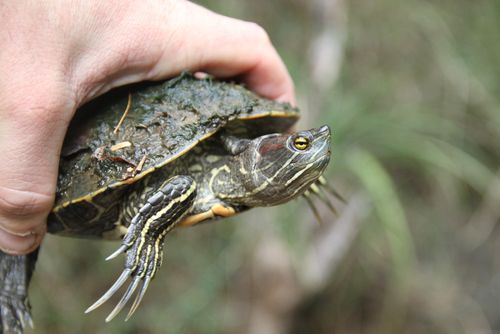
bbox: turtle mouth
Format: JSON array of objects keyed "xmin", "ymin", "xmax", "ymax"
[
  {"xmin": 317, "ymin": 153, "xmax": 330, "ymax": 166},
  {"xmin": 291, "ymin": 151, "xmax": 330, "ymax": 186},
  {"xmin": 311, "ymin": 132, "xmax": 331, "ymax": 171},
  {"xmin": 313, "ymin": 153, "xmax": 330, "ymax": 174}
]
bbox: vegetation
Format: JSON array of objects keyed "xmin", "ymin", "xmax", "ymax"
[{"xmin": 29, "ymin": 0, "xmax": 500, "ymax": 333}]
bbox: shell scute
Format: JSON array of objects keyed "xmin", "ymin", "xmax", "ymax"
[{"xmin": 52, "ymin": 74, "xmax": 299, "ymax": 231}]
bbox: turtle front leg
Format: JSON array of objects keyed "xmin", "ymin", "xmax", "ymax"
[
  {"xmin": 0, "ymin": 250, "xmax": 38, "ymax": 334},
  {"xmin": 85, "ymin": 175, "xmax": 196, "ymax": 322}
]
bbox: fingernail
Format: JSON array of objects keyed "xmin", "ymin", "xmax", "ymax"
[
  {"xmin": 276, "ymin": 93, "xmax": 296, "ymax": 107},
  {"xmin": 0, "ymin": 228, "xmax": 38, "ymax": 255}
]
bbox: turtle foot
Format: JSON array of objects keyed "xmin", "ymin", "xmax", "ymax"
[
  {"xmin": 0, "ymin": 251, "xmax": 38, "ymax": 334},
  {"xmin": 85, "ymin": 175, "xmax": 196, "ymax": 321},
  {"xmin": 0, "ymin": 294, "xmax": 33, "ymax": 334},
  {"xmin": 85, "ymin": 233, "xmax": 164, "ymax": 322}
]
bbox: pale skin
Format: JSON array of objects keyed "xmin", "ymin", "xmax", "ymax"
[{"xmin": 0, "ymin": 0, "xmax": 295, "ymax": 255}]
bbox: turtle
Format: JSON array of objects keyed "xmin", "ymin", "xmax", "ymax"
[{"xmin": 0, "ymin": 73, "xmax": 335, "ymax": 333}]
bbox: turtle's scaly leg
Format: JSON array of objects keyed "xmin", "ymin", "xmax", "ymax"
[
  {"xmin": 0, "ymin": 249, "xmax": 38, "ymax": 334},
  {"xmin": 178, "ymin": 203, "xmax": 236, "ymax": 227},
  {"xmin": 85, "ymin": 175, "xmax": 196, "ymax": 321}
]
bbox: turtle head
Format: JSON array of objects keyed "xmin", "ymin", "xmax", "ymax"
[{"xmin": 240, "ymin": 125, "xmax": 331, "ymax": 206}]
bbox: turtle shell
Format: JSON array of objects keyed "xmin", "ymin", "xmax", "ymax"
[{"xmin": 50, "ymin": 73, "xmax": 298, "ymax": 234}]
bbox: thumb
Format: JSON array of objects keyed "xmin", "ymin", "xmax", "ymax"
[{"xmin": 0, "ymin": 79, "xmax": 75, "ymax": 254}]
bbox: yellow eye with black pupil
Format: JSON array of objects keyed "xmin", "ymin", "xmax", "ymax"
[{"xmin": 293, "ymin": 136, "xmax": 310, "ymax": 150}]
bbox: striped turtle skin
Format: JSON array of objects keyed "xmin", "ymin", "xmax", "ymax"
[{"xmin": 0, "ymin": 73, "xmax": 335, "ymax": 333}]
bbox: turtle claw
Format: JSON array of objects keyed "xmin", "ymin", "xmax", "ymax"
[
  {"xmin": 25, "ymin": 313, "xmax": 34, "ymax": 330},
  {"xmin": 86, "ymin": 235, "xmax": 164, "ymax": 321},
  {"xmin": 304, "ymin": 178, "xmax": 345, "ymax": 222},
  {"xmin": 85, "ymin": 269, "xmax": 131, "ymax": 314},
  {"xmin": 303, "ymin": 191, "xmax": 325, "ymax": 224},
  {"xmin": 310, "ymin": 182, "xmax": 338, "ymax": 215},
  {"xmin": 126, "ymin": 276, "xmax": 152, "ymax": 321},
  {"xmin": 25, "ymin": 312, "xmax": 34, "ymax": 330},
  {"xmin": 15, "ymin": 309, "xmax": 26, "ymax": 329},
  {"xmin": 105, "ymin": 276, "xmax": 141, "ymax": 322},
  {"xmin": 87, "ymin": 176, "xmax": 196, "ymax": 321},
  {"xmin": 318, "ymin": 176, "xmax": 346, "ymax": 203},
  {"xmin": 106, "ymin": 244, "xmax": 128, "ymax": 261}
]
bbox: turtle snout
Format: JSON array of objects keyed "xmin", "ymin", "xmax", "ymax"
[{"xmin": 318, "ymin": 125, "xmax": 330, "ymax": 135}]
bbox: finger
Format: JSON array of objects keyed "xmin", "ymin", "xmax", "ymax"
[
  {"xmin": 0, "ymin": 229, "xmax": 37, "ymax": 255},
  {"xmin": 0, "ymin": 2, "xmax": 78, "ymax": 254},
  {"xmin": 0, "ymin": 181, "xmax": 48, "ymax": 254},
  {"xmin": 0, "ymin": 79, "xmax": 74, "ymax": 254},
  {"xmin": 70, "ymin": 1, "xmax": 295, "ymax": 105},
  {"xmin": 0, "ymin": 0, "xmax": 296, "ymax": 257},
  {"xmin": 157, "ymin": 2, "xmax": 296, "ymax": 103}
]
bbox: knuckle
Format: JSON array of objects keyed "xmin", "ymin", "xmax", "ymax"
[
  {"xmin": 245, "ymin": 22, "xmax": 271, "ymax": 45},
  {"xmin": 0, "ymin": 230, "xmax": 41, "ymax": 255},
  {"xmin": 0, "ymin": 186, "xmax": 53, "ymax": 220}
]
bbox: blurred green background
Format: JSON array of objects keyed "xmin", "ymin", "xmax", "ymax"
[{"xmin": 28, "ymin": 0, "xmax": 500, "ymax": 333}]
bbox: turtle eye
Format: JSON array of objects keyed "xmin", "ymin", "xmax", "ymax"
[{"xmin": 293, "ymin": 136, "xmax": 310, "ymax": 151}]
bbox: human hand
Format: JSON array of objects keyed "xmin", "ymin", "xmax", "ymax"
[{"xmin": 0, "ymin": 0, "xmax": 295, "ymax": 254}]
